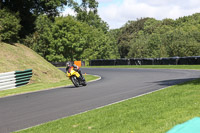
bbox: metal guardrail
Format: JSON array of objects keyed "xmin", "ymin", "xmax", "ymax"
[
  {"xmin": 50, "ymin": 61, "xmax": 85, "ymax": 67},
  {"xmin": 0, "ymin": 69, "xmax": 32, "ymax": 91},
  {"xmin": 90, "ymin": 56, "xmax": 200, "ymax": 66}
]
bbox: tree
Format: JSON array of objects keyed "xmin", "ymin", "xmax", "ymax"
[
  {"xmin": 72, "ymin": 0, "xmax": 109, "ymax": 32},
  {"xmin": 46, "ymin": 16, "xmax": 89, "ymax": 62},
  {"xmin": 107, "ymin": 29, "xmax": 120, "ymax": 59},
  {"xmin": 82, "ymin": 28, "xmax": 114, "ymax": 60},
  {"xmin": 143, "ymin": 18, "xmax": 161, "ymax": 34},
  {"xmin": 117, "ymin": 18, "xmax": 150, "ymax": 58},
  {"xmin": 0, "ymin": 0, "xmax": 71, "ymax": 38},
  {"xmin": 116, "ymin": 13, "xmax": 200, "ymax": 59},
  {"xmin": 127, "ymin": 32, "xmax": 149, "ymax": 58},
  {"xmin": 0, "ymin": 8, "xmax": 21, "ymax": 42},
  {"xmin": 146, "ymin": 33, "xmax": 162, "ymax": 58},
  {"xmin": 23, "ymin": 15, "xmax": 53, "ymax": 59},
  {"xmin": 166, "ymin": 26, "xmax": 200, "ymax": 57}
]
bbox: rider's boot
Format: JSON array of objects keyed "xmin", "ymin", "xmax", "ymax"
[{"xmin": 78, "ymin": 71, "xmax": 85, "ymax": 81}]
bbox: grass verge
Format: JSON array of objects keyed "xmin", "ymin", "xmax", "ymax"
[
  {"xmin": 0, "ymin": 74, "xmax": 99, "ymax": 98},
  {"xmin": 84, "ymin": 65, "xmax": 200, "ymax": 70},
  {"xmin": 15, "ymin": 77, "xmax": 200, "ymax": 133},
  {"xmin": 0, "ymin": 43, "xmax": 67, "ymax": 83}
]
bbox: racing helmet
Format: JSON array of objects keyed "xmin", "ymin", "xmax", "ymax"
[{"xmin": 66, "ymin": 62, "xmax": 71, "ymax": 68}]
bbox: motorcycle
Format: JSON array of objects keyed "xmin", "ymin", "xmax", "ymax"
[{"xmin": 66, "ymin": 67, "xmax": 87, "ymax": 87}]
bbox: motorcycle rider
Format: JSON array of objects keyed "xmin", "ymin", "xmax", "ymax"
[{"xmin": 66, "ymin": 62, "xmax": 85, "ymax": 81}]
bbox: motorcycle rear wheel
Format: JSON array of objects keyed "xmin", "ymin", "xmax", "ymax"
[{"xmin": 82, "ymin": 80, "xmax": 87, "ymax": 86}]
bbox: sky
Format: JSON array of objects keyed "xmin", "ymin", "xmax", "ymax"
[{"xmin": 62, "ymin": 0, "xmax": 200, "ymax": 29}]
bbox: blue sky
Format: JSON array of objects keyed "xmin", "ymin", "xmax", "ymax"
[
  {"xmin": 98, "ymin": 0, "xmax": 123, "ymax": 8},
  {"xmin": 62, "ymin": 0, "xmax": 200, "ymax": 29}
]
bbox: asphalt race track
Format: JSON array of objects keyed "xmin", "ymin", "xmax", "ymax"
[{"xmin": 1, "ymin": 68, "xmax": 200, "ymax": 133}]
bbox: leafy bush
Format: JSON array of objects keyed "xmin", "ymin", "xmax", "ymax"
[
  {"xmin": 0, "ymin": 9, "xmax": 21, "ymax": 42},
  {"xmin": 47, "ymin": 16, "xmax": 88, "ymax": 62},
  {"xmin": 24, "ymin": 15, "xmax": 53, "ymax": 59}
]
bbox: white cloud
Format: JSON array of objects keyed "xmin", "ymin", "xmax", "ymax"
[
  {"xmin": 96, "ymin": 0, "xmax": 114, "ymax": 2},
  {"xmin": 60, "ymin": 0, "xmax": 200, "ymax": 29},
  {"xmin": 61, "ymin": 8, "xmax": 76, "ymax": 17},
  {"xmin": 98, "ymin": 0, "xmax": 200, "ymax": 29}
]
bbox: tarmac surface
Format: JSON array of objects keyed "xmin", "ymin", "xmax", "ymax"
[{"xmin": 0, "ymin": 68, "xmax": 200, "ymax": 133}]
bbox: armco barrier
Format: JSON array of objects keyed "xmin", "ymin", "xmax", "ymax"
[
  {"xmin": 0, "ymin": 69, "xmax": 32, "ymax": 91},
  {"xmin": 51, "ymin": 61, "xmax": 85, "ymax": 67},
  {"xmin": 116, "ymin": 59, "xmax": 130, "ymax": 65},
  {"xmin": 90, "ymin": 56, "xmax": 200, "ymax": 66}
]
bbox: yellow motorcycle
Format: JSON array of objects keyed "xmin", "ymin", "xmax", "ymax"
[{"xmin": 66, "ymin": 67, "xmax": 87, "ymax": 87}]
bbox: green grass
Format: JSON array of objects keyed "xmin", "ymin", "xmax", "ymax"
[
  {"xmin": 84, "ymin": 65, "xmax": 200, "ymax": 70},
  {"xmin": 0, "ymin": 42, "xmax": 67, "ymax": 84},
  {"xmin": 0, "ymin": 74, "xmax": 99, "ymax": 98},
  {"xmin": 15, "ymin": 77, "xmax": 200, "ymax": 133}
]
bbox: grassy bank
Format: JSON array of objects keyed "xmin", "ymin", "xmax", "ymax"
[
  {"xmin": 0, "ymin": 42, "xmax": 67, "ymax": 83},
  {"xmin": 16, "ymin": 71, "xmax": 200, "ymax": 133}
]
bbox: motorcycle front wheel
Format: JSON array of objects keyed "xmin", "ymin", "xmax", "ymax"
[{"xmin": 71, "ymin": 76, "xmax": 80, "ymax": 87}]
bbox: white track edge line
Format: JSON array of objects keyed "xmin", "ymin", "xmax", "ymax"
[{"xmin": 15, "ymin": 85, "xmax": 172, "ymax": 132}]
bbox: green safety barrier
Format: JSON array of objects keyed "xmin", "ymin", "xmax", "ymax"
[{"xmin": 0, "ymin": 69, "xmax": 32, "ymax": 90}]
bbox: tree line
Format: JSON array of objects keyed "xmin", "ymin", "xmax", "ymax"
[
  {"xmin": 116, "ymin": 14, "xmax": 200, "ymax": 58},
  {"xmin": 1, "ymin": 0, "xmax": 200, "ymax": 62},
  {"xmin": 0, "ymin": 0, "xmax": 119, "ymax": 62}
]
